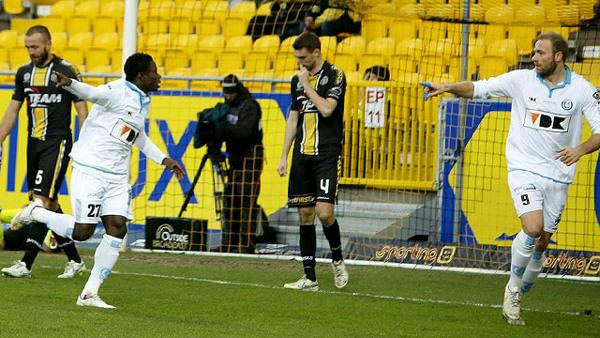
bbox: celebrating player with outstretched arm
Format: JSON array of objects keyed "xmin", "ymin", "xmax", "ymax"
[
  {"xmin": 12, "ymin": 53, "xmax": 184, "ymax": 309},
  {"xmin": 423, "ymin": 32, "xmax": 600, "ymax": 325}
]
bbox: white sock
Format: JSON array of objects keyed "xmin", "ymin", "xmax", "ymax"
[
  {"xmin": 32, "ymin": 207, "xmax": 75, "ymax": 238},
  {"xmin": 81, "ymin": 234, "xmax": 122, "ymax": 297},
  {"xmin": 507, "ymin": 230, "xmax": 538, "ymax": 289},
  {"xmin": 521, "ymin": 251, "xmax": 545, "ymax": 294}
]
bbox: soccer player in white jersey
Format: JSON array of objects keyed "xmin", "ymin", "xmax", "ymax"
[
  {"xmin": 423, "ymin": 33, "xmax": 600, "ymax": 325},
  {"xmin": 12, "ymin": 53, "xmax": 185, "ymax": 309}
]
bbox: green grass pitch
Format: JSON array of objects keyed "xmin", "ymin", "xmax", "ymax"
[{"xmin": 0, "ymin": 250, "xmax": 598, "ymax": 337}]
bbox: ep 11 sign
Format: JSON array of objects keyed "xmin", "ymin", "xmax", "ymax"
[{"xmin": 364, "ymin": 87, "xmax": 386, "ymax": 128}]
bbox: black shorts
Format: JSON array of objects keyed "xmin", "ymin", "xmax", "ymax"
[
  {"xmin": 27, "ymin": 136, "xmax": 72, "ymax": 201},
  {"xmin": 287, "ymin": 153, "xmax": 341, "ymax": 207}
]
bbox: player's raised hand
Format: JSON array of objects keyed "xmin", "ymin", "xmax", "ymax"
[
  {"xmin": 162, "ymin": 158, "xmax": 185, "ymax": 179},
  {"xmin": 555, "ymin": 146, "xmax": 584, "ymax": 166},
  {"xmin": 277, "ymin": 157, "xmax": 288, "ymax": 177},
  {"xmin": 297, "ymin": 65, "xmax": 310, "ymax": 87},
  {"xmin": 421, "ymin": 82, "xmax": 446, "ymax": 100},
  {"xmin": 52, "ymin": 71, "xmax": 73, "ymax": 88}
]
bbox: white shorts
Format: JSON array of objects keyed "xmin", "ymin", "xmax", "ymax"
[
  {"xmin": 507, "ymin": 170, "xmax": 569, "ymax": 233},
  {"xmin": 70, "ymin": 167, "xmax": 133, "ymax": 224}
]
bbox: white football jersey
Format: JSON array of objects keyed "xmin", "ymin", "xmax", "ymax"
[
  {"xmin": 473, "ymin": 68, "xmax": 600, "ymax": 184},
  {"xmin": 65, "ymin": 79, "xmax": 166, "ymax": 183}
]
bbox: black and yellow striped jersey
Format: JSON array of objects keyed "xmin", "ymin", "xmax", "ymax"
[
  {"xmin": 290, "ymin": 61, "xmax": 346, "ymax": 156},
  {"xmin": 12, "ymin": 55, "xmax": 83, "ymax": 140}
]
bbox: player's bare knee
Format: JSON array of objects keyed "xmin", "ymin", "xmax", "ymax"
[
  {"xmin": 298, "ymin": 207, "xmax": 316, "ymax": 225},
  {"xmin": 73, "ymin": 223, "xmax": 95, "ymax": 241},
  {"xmin": 315, "ymin": 203, "xmax": 335, "ymax": 226},
  {"xmin": 535, "ymin": 232, "xmax": 552, "ymax": 251},
  {"xmin": 106, "ymin": 225, "xmax": 127, "ymax": 239}
]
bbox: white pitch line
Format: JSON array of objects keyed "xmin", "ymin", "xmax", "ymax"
[{"xmin": 110, "ymin": 269, "xmax": 599, "ymax": 320}]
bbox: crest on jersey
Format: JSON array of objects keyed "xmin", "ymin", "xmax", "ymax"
[
  {"xmin": 319, "ymin": 76, "xmax": 328, "ymax": 86},
  {"xmin": 110, "ymin": 119, "xmax": 140, "ymax": 145},
  {"xmin": 593, "ymin": 91, "xmax": 600, "ymax": 103},
  {"xmin": 560, "ymin": 99, "xmax": 573, "ymax": 111},
  {"xmin": 523, "ymin": 109, "xmax": 571, "ymax": 133},
  {"xmin": 23, "ymin": 72, "xmax": 30, "ymax": 82}
]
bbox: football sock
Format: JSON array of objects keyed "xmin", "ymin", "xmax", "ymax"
[
  {"xmin": 508, "ymin": 230, "xmax": 538, "ymax": 289},
  {"xmin": 521, "ymin": 251, "xmax": 545, "ymax": 294},
  {"xmin": 322, "ymin": 219, "xmax": 343, "ymax": 262},
  {"xmin": 21, "ymin": 222, "xmax": 47, "ymax": 270},
  {"xmin": 32, "ymin": 207, "xmax": 75, "ymax": 239},
  {"xmin": 82, "ymin": 234, "xmax": 122, "ymax": 297},
  {"xmin": 300, "ymin": 224, "xmax": 317, "ymax": 282},
  {"xmin": 54, "ymin": 207, "xmax": 81, "ymax": 263}
]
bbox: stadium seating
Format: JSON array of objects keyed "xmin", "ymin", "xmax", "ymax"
[
  {"xmin": 93, "ymin": 16, "xmax": 118, "ymax": 35},
  {"xmin": 100, "ymin": 1, "xmax": 124, "ymax": 18},
  {"xmin": 9, "ymin": 47, "xmax": 30, "ymax": 69},
  {"xmin": 50, "ymin": 0, "xmax": 76, "ymax": 17},
  {"xmin": 0, "ymin": 30, "xmax": 19, "ymax": 49},
  {"xmin": 366, "ymin": 37, "xmax": 395, "ymax": 65},
  {"xmin": 253, "ymin": 35, "xmax": 280, "ymax": 61},
  {"xmin": 225, "ymin": 35, "xmax": 253, "ymax": 58},
  {"xmin": 61, "ymin": 47, "xmax": 85, "ymax": 69},
  {"xmin": 245, "ymin": 50, "xmax": 270, "ymax": 73},
  {"xmin": 191, "ymin": 49, "xmax": 217, "ymax": 73},
  {"xmin": 319, "ymin": 36, "xmax": 337, "ymax": 61},
  {"xmin": 336, "ymin": 36, "xmax": 365, "ymax": 58},
  {"xmin": 86, "ymin": 48, "xmax": 111, "ymax": 69},
  {"xmin": 478, "ymin": 55, "xmax": 509, "ymax": 79},
  {"xmin": 273, "ymin": 52, "xmax": 297, "ymax": 73},
  {"xmin": 389, "ymin": 20, "xmax": 417, "ymax": 41},
  {"xmin": 164, "ymin": 48, "xmax": 189, "ymax": 72},
  {"xmin": 195, "ymin": 17, "xmax": 221, "ymax": 36},
  {"xmin": 203, "ymin": 1, "xmax": 229, "ymax": 23},
  {"xmin": 218, "ymin": 51, "xmax": 244, "ymax": 74},
  {"xmin": 172, "ymin": 34, "xmax": 199, "ymax": 55},
  {"xmin": 67, "ymin": 16, "xmax": 92, "ymax": 34},
  {"xmin": 361, "ymin": 18, "xmax": 387, "ymax": 44},
  {"xmin": 68, "ymin": 32, "xmax": 93, "ymax": 52},
  {"xmin": 93, "ymin": 32, "xmax": 121, "ymax": 50},
  {"xmin": 484, "ymin": 4, "xmax": 514, "ymax": 24},
  {"xmin": 486, "ymin": 39, "xmax": 518, "ymax": 66},
  {"xmin": 229, "ymin": 0, "xmax": 256, "ymax": 20},
  {"xmin": 222, "ymin": 17, "xmax": 248, "ymax": 39},
  {"xmin": 3, "ymin": 0, "xmax": 24, "ymax": 14}
]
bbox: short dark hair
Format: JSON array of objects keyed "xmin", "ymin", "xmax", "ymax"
[
  {"xmin": 293, "ymin": 32, "xmax": 321, "ymax": 52},
  {"xmin": 124, "ymin": 53, "xmax": 154, "ymax": 82},
  {"xmin": 536, "ymin": 32, "xmax": 569, "ymax": 60},
  {"xmin": 25, "ymin": 25, "xmax": 51, "ymax": 41}
]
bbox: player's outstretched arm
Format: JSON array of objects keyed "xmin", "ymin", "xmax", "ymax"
[
  {"xmin": 422, "ymin": 81, "xmax": 475, "ymax": 100},
  {"xmin": 52, "ymin": 71, "xmax": 112, "ymax": 106},
  {"xmin": 556, "ymin": 134, "xmax": 600, "ymax": 166}
]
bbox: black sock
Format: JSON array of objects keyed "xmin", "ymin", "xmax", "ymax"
[
  {"xmin": 54, "ymin": 206, "xmax": 81, "ymax": 263},
  {"xmin": 299, "ymin": 224, "xmax": 316, "ymax": 281},
  {"xmin": 21, "ymin": 222, "xmax": 47, "ymax": 270},
  {"xmin": 323, "ymin": 219, "xmax": 343, "ymax": 262}
]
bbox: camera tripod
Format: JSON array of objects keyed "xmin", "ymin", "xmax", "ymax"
[{"xmin": 178, "ymin": 151, "xmax": 229, "ymax": 219}]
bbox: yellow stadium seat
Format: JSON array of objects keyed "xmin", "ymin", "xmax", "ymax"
[
  {"xmin": 199, "ymin": 34, "xmax": 225, "ymax": 51},
  {"xmin": 142, "ymin": 18, "xmax": 169, "ymax": 34},
  {"xmin": 164, "ymin": 48, "xmax": 189, "ymax": 72},
  {"xmin": 394, "ymin": 3, "xmax": 425, "ymax": 19},
  {"xmin": 389, "ymin": 20, "xmax": 417, "ymax": 41},
  {"xmin": 203, "ymin": 1, "xmax": 229, "ymax": 23},
  {"xmin": 142, "ymin": 48, "xmax": 165, "ymax": 66},
  {"xmin": 195, "ymin": 17, "xmax": 221, "ymax": 36},
  {"xmin": 279, "ymin": 35, "xmax": 297, "ymax": 53},
  {"xmin": 4, "ymin": 0, "xmax": 24, "ymax": 14},
  {"xmin": 337, "ymin": 36, "xmax": 365, "ymax": 58},
  {"xmin": 273, "ymin": 52, "xmax": 298, "ymax": 72},
  {"xmin": 100, "ymin": 1, "xmax": 124, "ymax": 18},
  {"xmin": 361, "ymin": 18, "xmax": 387, "ymax": 43},
  {"xmin": 426, "ymin": 4, "xmax": 461, "ymax": 20},
  {"xmin": 51, "ymin": 0, "xmax": 76, "ymax": 17},
  {"xmin": 61, "ymin": 47, "xmax": 85, "ymax": 67},
  {"xmin": 190, "ymin": 68, "xmax": 220, "ymax": 91},
  {"xmin": 229, "ymin": 1, "xmax": 256, "ymax": 20},
  {"xmin": 256, "ymin": 1, "xmax": 272, "ymax": 16},
  {"xmin": 51, "ymin": 31, "xmax": 68, "ymax": 54},
  {"xmin": 67, "ymin": 16, "xmax": 92, "ymax": 34},
  {"xmin": 478, "ymin": 55, "xmax": 509, "ymax": 79},
  {"xmin": 245, "ymin": 50, "xmax": 270, "ymax": 73},
  {"xmin": 68, "ymin": 32, "xmax": 93, "ymax": 52},
  {"xmin": 147, "ymin": 1, "xmax": 176, "ymax": 19},
  {"xmin": 8, "ymin": 47, "xmax": 29, "ymax": 70},
  {"xmin": 253, "ymin": 35, "xmax": 280, "ymax": 60},
  {"xmin": 0, "ymin": 47, "xmax": 8, "ymax": 64},
  {"xmin": 75, "ymin": 0, "xmax": 100, "ymax": 17},
  {"xmin": 469, "ymin": 4, "xmax": 485, "ymax": 21},
  {"xmin": 358, "ymin": 53, "xmax": 385, "ymax": 74},
  {"xmin": 93, "ymin": 32, "xmax": 121, "ymax": 50},
  {"xmin": 395, "ymin": 38, "xmax": 423, "ymax": 57},
  {"xmin": 419, "ymin": 21, "xmax": 448, "ymax": 41},
  {"xmin": 172, "ymin": 34, "xmax": 199, "ymax": 54},
  {"xmin": 0, "ymin": 30, "xmax": 19, "ymax": 49},
  {"xmin": 273, "ymin": 70, "xmax": 295, "ymax": 93},
  {"xmin": 38, "ymin": 16, "xmax": 66, "ymax": 32},
  {"xmin": 479, "ymin": 25, "xmax": 507, "ymax": 47},
  {"xmin": 366, "ymin": 37, "xmax": 395, "ymax": 64},
  {"xmin": 93, "ymin": 16, "xmax": 117, "ymax": 35},
  {"xmin": 417, "ymin": 55, "xmax": 448, "ymax": 78},
  {"xmin": 424, "ymin": 38, "xmax": 458, "ymax": 58},
  {"xmin": 177, "ymin": 0, "xmax": 202, "ymax": 20},
  {"xmin": 507, "ymin": 26, "xmax": 537, "ymax": 55},
  {"xmin": 110, "ymin": 49, "xmax": 123, "ymax": 73},
  {"xmin": 0, "ymin": 61, "xmax": 13, "ymax": 84},
  {"xmin": 390, "ymin": 58, "xmax": 416, "ymax": 74},
  {"xmin": 570, "ymin": 61, "xmax": 600, "ymax": 78},
  {"xmin": 332, "ymin": 53, "xmax": 357, "ymax": 73},
  {"xmin": 514, "ymin": 5, "xmax": 545, "ymax": 26},
  {"xmin": 10, "ymin": 18, "xmax": 35, "ymax": 35},
  {"xmin": 86, "ymin": 47, "xmax": 111, "ymax": 68},
  {"xmin": 191, "ymin": 50, "xmax": 217, "ymax": 73},
  {"xmin": 169, "ymin": 18, "xmax": 193, "ymax": 34},
  {"xmin": 162, "ymin": 68, "xmax": 192, "ymax": 90},
  {"xmin": 225, "ymin": 35, "xmax": 253, "ymax": 58},
  {"xmin": 319, "ymin": 36, "xmax": 337, "ymax": 61},
  {"xmin": 222, "ymin": 17, "xmax": 248, "ymax": 39},
  {"xmin": 546, "ymin": 6, "xmax": 579, "ymax": 25},
  {"xmin": 576, "ymin": 0, "xmax": 597, "ymax": 20},
  {"xmin": 540, "ymin": 26, "xmax": 570, "ymax": 40},
  {"xmin": 245, "ymin": 70, "xmax": 273, "ymax": 92},
  {"xmin": 449, "ymin": 56, "xmax": 477, "ymax": 81},
  {"xmin": 84, "ymin": 65, "xmax": 113, "ymax": 86},
  {"xmin": 485, "ymin": 5, "xmax": 514, "ymax": 24},
  {"xmin": 486, "ymin": 39, "xmax": 518, "ymax": 65},
  {"xmin": 218, "ymin": 51, "xmax": 244, "ymax": 73}
]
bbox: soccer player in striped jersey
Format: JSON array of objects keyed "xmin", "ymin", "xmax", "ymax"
[
  {"xmin": 0, "ymin": 25, "xmax": 88, "ymax": 279},
  {"xmin": 424, "ymin": 32, "xmax": 600, "ymax": 325},
  {"xmin": 278, "ymin": 32, "xmax": 349, "ymax": 291}
]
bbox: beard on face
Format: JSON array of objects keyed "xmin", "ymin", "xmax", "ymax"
[
  {"xmin": 33, "ymin": 48, "xmax": 49, "ymax": 67},
  {"xmin": 538, "ymin": 59, "xmax": 557, "ymax": 77}
]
